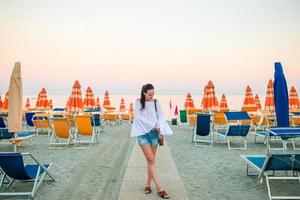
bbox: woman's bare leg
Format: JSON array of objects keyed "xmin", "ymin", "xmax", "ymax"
[{"xmin": 140, "ymin": 144, "xmax": 162, "ymax": 191}]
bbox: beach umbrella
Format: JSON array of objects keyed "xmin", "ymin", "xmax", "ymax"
[
  {"xmin": 96, "ymin": 97, "xmax": 101, "ymax": 109},
  {"xmin": 65, "ymin": 96, "xmax": 71, "ymax": 110},
  {"xmin": 241, "ymin": 85, "xmax": 257, "ymax": 111},
  {"xmin": 3, "ymin": 91, "xmax": 9, "ymax": 112},
  {"xmin": 49, "ymin": 99, "xmax": 53, "ymax": 109},
  {"xmin": 200, "ymin": 85, "xmax": 207, "ymax": 109},
  {"xmin": 36, "ymin": 88, "xmax": 50, "ymax": 110},
  {"xmin": 174, "ymin": 105, "xmax": 178, "ymax": 116},
  {"xmin": 8, "ymin": 62, "xmax": 23, "ymax": 133},
  {"xmin": 202, "ymin": 80, "xmax": 219, "ymax": 112},
  {"xmin": 0, "ymin": 96, "xmax": 3, "ymax": 111},
  {"xmin": 274, "ymin": 62, "xmax": 289, "ymax": 127},
  {"xmin": 68, "ymin": 80, "xmax": 84, "ymax": 113},
  {"xmin": 25, "ymin": 98, "xmax": 30, "ymax": 110},
  {"xmin": 83, "ymin": 87, "xmax": 96, "ymax": 109},
  {"xmin": 220, "ymin": 94, "xmax": 228, "ymax": 111},
  {"xmin": 103, "ymin": 90, "xmax": 111, "ymax": 108},
  {"xmin": 289, "ymin": 86, "xmax": 300, "ymax": 110},
  {"xmin": 264, "ymin": 79, "xmax": 275, "ymax": 112},
  {"xmin": 119, "ymin": 98, "xmax": 126, "ymax": 112},
  {"xmin": 255, "ymin": 94, "xmax": 262, "ymax": 110},
  {"xmin": 184, "ymin": 93, "xmax": 195, "ymax": 109},
  {"xmin": 129, "ymin": 102, "xmax": 134, "ymax": 114}
]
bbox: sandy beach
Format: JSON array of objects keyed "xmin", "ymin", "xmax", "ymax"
[{"xmin": 0, "ymin": 123, "xmax": 299, "ymax": 200}]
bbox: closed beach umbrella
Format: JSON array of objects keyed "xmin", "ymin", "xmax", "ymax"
[
  {"xmin": 255, "ymin": 94, "xmax": 262, "ymax": 110},
  {"xmin": 8, "ymin": 62, "xmax": 23, "ymax": 133},
  {"xmin": 3, "ymin": 91, "xmax": 9, "ymax": 112},
  {"xmin": 65, "ymin": 96, "xmax": 71, "ymax": 110},
  {"xmin": 289, "ymin": 86, "xmax": 300, "ymax": 110},
  {"xmin": 241, "ymin": 85, "xmax": 257, "ymax": 111},
  {"xmin": 220, "ymin": 94, "xmax": 228, "ymax": 111},
  {"xmin": 49, "ymin": 99, "xmax": 53, "ymax": 109},
  {"xmin": 265, "ymin": 79, "xmax": 275, "ymax": 112},
  {"xmin": 203, "ymin": 80, "xmax": 219, "ymax": 112},
  {"xmin": 25, "ymin": 98, "xmax": 30, "ymax": 110},
  {"xmin": 184, "ymin": 93, "xmax": 195, "ymax": 109},
  {"xmin": 36, "ymin": 88, "xmax": 50, "ymax": 110},
  {"xmin": 274, "ymin": 62, "xmax": 289, "ymax": 127},
  {"xmin": 201, "ymin": 85, "xmax": 207, "ymax": 109},
  {"xmin": 83, "ymin": 87, "xmax": 96, "ymax": 109},
  {"xmin": 96, "ymin": 97, "xmax": 101, "ymax": 109},
  {"xmin": 129, "ymin": 102, "xmax": 134, "ymax": 114},
  {"xmin": 174, "ymin": 105, "xmax": 179, "ymax": 116},
  {"xmin": 0, "ymin": 96, "xmax": 3, "ymax": 111},
  {"xmin": 119, "ymin": 98, "xmax": 126, "ymax": 112},
  {"xmin": 68, "ymin": 80, "xmax": 84, "ymax": 113},
  {"xmin": 103, "ymin": 90, "xmax": 111, "ymax": 108}
]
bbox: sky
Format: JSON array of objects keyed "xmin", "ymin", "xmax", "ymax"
[{"xmin": 0, "ymin": 0, "xmax": 300, "ymax": 95}]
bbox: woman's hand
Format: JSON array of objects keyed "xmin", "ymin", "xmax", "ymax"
[{"xmin": 158, "ymin": 134, "xmax": 164, "ymax": 140}]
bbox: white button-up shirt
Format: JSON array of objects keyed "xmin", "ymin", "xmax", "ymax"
[{"xmin": 130, "ymin": 99, "xmax": 173, "ymax": 137}]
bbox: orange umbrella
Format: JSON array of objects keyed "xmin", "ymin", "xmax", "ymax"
[
  {"xmin": 65, "ymin": 96, "xmax": 71, "ymax": 109},
  {"xmin": 96, "ymin": 97, "xmax": 101, "ymax": 109},
  {"xmin": 129, "ymin": 102, "xmax": 134, "ymax": 114},
  {"xmin": 3, "ymin": 91, "xmax": 9, "ymax": 112},
  {"xmin": 289, "ymin": 86, "xmax": 300, "ymax": 110},
  {"xmin": 103, "ymin": 90, "xmax": 111, "ymax": 108},
  {"xmin": 49, "ymin": 99, "xmax": 53, "ymax": 109},
  {"xmin": 184, "ymin": 93, "xmax": 195, "ymax": 109},
  {"xmin": 241, "ymin": 85, "xmax": 257, "ymax": 111},
  {"xmin": 68, "ymin": 80, "xmax": 84, "ymax": 113},
  {"xmin": 0, "ymin": 96, "xmax": 3, "ymax": 111},
  {"xmin": 265, "ymin": 79, "xmax": 275, "ymax": 112},
  {"xmin": 25, "ymin": 98, "xmax": 30, "ymax": 109},
  {"xmin": 36, "ymin": 88, "xmax": 50, "ymax": 110},
  {"xmin": 220, "ymin": 94, "xmax": 228, "ymax": 111},
  {"xmin": 255, "ymin": 94, "xmax": 262, "ymax": 110},
  {"xmin": 83, "ymin": 87, "xmax": 96, "ymax": 109},
  {"xmin": 202, "ymin": 80, "xmax": 219, "ymax": 112},
  {"xmin": 200, "ymin": 85, "xmax": 207, "ymax": 109},
  {"xmin": 119, "ymin": 98, "xmax": 126, "ymax": 112}
]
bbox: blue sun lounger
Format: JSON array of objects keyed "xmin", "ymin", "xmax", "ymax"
[
  {"xmin": 215, "ymin": 111, "xmax": 251, "ymax": 149},
  {"xmin": 25, "ymin": 112, "xmax": 36, "ymax": 132},
  {"xmin": 0, "ymin": 152, "xmax": 55, "ymax": 198},
  {"xmin": 0, "ymin": 128, "xmax": 34, "ymax": 151},
  {"xmin": 193, "ymin": 113, "xmax": 213, "ymax": 147},
  {"xmin": 241, "ymin": 153, "xmax": 300, "ymax": 200}
]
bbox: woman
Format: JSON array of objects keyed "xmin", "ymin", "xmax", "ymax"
[{"xmin": 131, "ymin": 84, "xmax": 173, "ymax": 199}]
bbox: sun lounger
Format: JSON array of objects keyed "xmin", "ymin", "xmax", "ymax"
[
  {"xmin": 25, "ymin": 112, "xmax": 36, "ymax": 132},
  {"xmin": 241, "ymin": 153, "xmax": 300, "ymax": 200},
  {"xmin": 215, "ymin": 111, "xmax": 251, "ymax": 149},
  {"xmin": 50, "ymin": 117, "xmax": 73, "ymax": 146},
  {"xmin": 0, "ymin": 152, "xmax": 55, "ymax": 198},
  {"xmin": 91, "ymin": 114, "xmax": 104, "ymax": 134},
  {"xmin": 193, "ymin": 113, "xmax": 213, "ymax": 147},
  {"xmin": 74, "ymin": 115, "xmax": 98, "ymax": 145}
]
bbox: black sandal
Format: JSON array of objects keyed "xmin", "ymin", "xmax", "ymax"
[
  {"xmin": 157, "ymin": 190, "xmax": 170, "ymax": 199},
  {"xmin": 144, "ymin": 186, "xmax": 151, "ymax": 194}
]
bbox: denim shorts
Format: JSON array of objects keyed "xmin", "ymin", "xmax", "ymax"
[{"xmin": 137, "ymin": 130, "xmax": 159, "ymax": 147}]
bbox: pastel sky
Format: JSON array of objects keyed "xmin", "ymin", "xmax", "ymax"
[{"xmin": 0, "ymin": 0, "xmax": 299, "ymax": 95}]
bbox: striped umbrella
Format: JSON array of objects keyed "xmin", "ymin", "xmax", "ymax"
[
  {"xmin": 200, "ymin": 85, "xmax": 207, "ymax": 109},
  {"xmin": 83, "ymin": 87, "xmax": 96, "ymax": 109},
  {"xmin": 202, "ymin": 80, "xmax": 219, "ymax": 112},
  {"xmin": 3, "ymin": 91, "xmax": 9, "ymax": 112},
  {"xmin": 289, "ymin": 86, "xmax": 300, "ymax": 110},
  {"xmin": 36, "ymin": 88, "xmax": 50, "ymax": 110},
  {"xmin": 96, "ymin": 97, "xmax": 101, "ymax": 109},
  {"xmin": 184, "ymin": 93, "xmax": 195, "ymax": 109},
  {"xmin": 103, "ymin": 90, "xmax": 111, "ymax": 108},
  {"xmin": 265, "ymin": 79, "xmax": 275, "ymax": 112},
  {"xmin": 220, "ymin": 94, "xmax": 228, "ymax": 111},
  {"xmin": 129, "ymin": 102, "xmax": 134, "ymax": 114},
  {"xmin": 119, "ymin": 98, "xmax": 126, "ymax": 112},
  {"xmin": 241, "ymin": 85, "xmax": 257, "ymax": 111},
  {"xmin": 25, "ymin": 98, "xmax": 30, "ymax": 110},
  {"xmin": 255, "ymin": 94, "xmax": 262, "ymax": 110},
  {"xmin": 49, "ymin": 99, "xmax": 53, "ymax": 109},
  {"xmin": 0, "ymin": 96, "xmax": 3, "ymax": 111},
  {"xmin": 65, "ymin": 96, "xmax": 71, "ymax": 110},
  {"xmin": 68, "ymin": 80, "xmax": 84, "ymax": 113}
]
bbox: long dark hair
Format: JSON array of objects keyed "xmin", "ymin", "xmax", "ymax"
[{"xmin": 140, "ymin": 84, "xmax": 154, "ymax": 110}]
